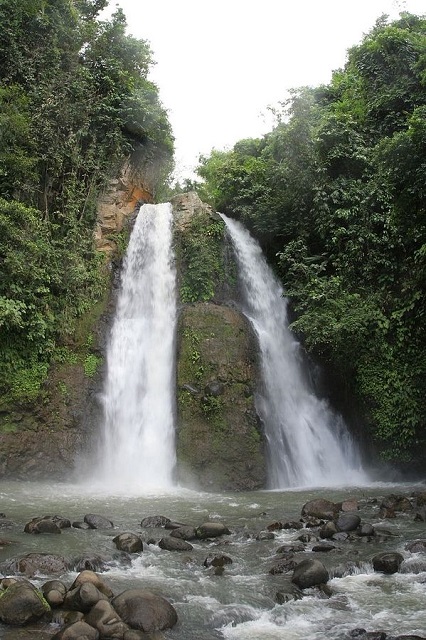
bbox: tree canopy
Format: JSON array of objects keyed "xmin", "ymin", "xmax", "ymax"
[
  {"xmin": 0, "ymin": 0, "xmax": 174, "ymax": 404},
  {"xmin": 195, "ymin": 13, "xmax": 426, "ymax": 467}
]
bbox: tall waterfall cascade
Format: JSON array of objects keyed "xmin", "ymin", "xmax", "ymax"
[
  {"xmin": 96, "ymin": 202, "xmax": 177, "ymax": 491},
  {"xmin": 222, "ymin": 214, "xmax": 369, "ymax": 488}
]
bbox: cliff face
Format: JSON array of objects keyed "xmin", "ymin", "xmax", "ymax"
[{"xmin": 172, "ymin": 193, "xmax": 266, "ymax": 491}]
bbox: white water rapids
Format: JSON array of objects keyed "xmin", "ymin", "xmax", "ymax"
[
  {"xmin": 221, "ymin": 214, "xmax": 368, "ymax": 489},
  {"xmin": 95, "ymin": 202, "xmax": 177, "ymax": 491}
]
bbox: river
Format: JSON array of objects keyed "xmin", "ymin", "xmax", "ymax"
[{"xmin": 1, "ymin": 480, "xmax": 425, "ymax": 639}]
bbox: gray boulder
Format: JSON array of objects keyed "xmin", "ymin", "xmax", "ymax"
[
  {"xmin": 336, "ymin": 513, "xmax": 361, "ymax": 532},
  {"xmin": 111, "ymin": 588, "xmax": 178, "ymax": 632},
  {"xmin": 52, "ymin": 620, "xmax": 100, "ymax": 639},
  {"xmin": 140, "ymin": 516, "xmax": 171, "ymax": 528},
  {"xmin": 42, "ymin": 579, "xmax": 67, "ymax": 607},
  {"xmin": 170, "ymin": 526, "xmax": 197, "ymax": 540},
  {"xmin": 113, "ymin": 533, "xmax": 143, "ymax": 553},
  {"xmin": 84, "ymin": 514, "xmax": 114, "ymax": 529},
  {"xmin": 0, "ymin": 581, "xmax": 51, "ymax": 625},
  {"xmin": 291, "ymin": 559, "xmax": 329, "ymax": 589},
  {"xmin": 301, "ymin": 499, "xmax": 337, "ymax": 520},
  {"xmin": 158, "ymin": 537, "xmax": 193, "ymax": 551},
  {"xmin": 372, "ymin": 551, "xmax": 404, "ymax": 574},
  {"xmin": 64, "ymin": 582, "xmax": 108, "ymax": 612},
  {"xmin": 84, "ymin": 599, "xmax": 129, "ymax": 637},
  {"xmin": 196, "ymin": 522, "xmax": 231, "ymax": 539},
  {"xmin": 0, "ymin": 553, "xmax": 70, "ymax": 577},
  {"xmin": 70, "ymin": 570, "xmax": 113, "ymax": 598}
]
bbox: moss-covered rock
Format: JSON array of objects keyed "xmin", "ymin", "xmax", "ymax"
[{"xmin": 176, "ymin": 303, "xmax": 265, "ymax": 491}]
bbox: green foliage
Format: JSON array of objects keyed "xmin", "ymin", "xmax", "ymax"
[
  {"xmin": 196, "ymin": 13, "xmax": 426, "ymax": 465},
  {"xmin": 83, "ymin": 353, "xmax": 102, "ymax": 377},
  {"xmin": 0, "ymin": 0, "xmax": 174, "ymax": 405},
  {"xmin": 176, "ymin": 214, "xmax": 226, "ymax": 303}
]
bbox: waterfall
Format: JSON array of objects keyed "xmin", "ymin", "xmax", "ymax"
[
  {"xmin": 96, "ymin": 203, "xmax": 177, "ymax": 491},
  {"xmin": 222, "ymin": 214, "xmax": 368, "ymax": 488}
]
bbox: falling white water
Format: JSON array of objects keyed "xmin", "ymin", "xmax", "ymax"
[
  {"xmin": 97, "ymin": 203, "xmax": 177, "ymax": 491},
  {"xmin": 222, "ymin": 214, "xmax": 368, "ymax": 488}
]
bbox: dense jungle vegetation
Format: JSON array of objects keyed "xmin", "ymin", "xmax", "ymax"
[
  {"xmin": 0, "ymin": 0, "xmax": 173, "ymax": 406},
  {"xmin": 195, "ymin": 13, "xmax": 426, "ymax": 467}
]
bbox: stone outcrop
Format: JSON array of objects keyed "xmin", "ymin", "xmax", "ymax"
[{"xmin": 173, "ymin": 192, "xmax": 266, "ymax": 491}]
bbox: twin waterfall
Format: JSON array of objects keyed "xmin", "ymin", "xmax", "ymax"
[
  {"xmin": 97, "ymin": 203, "xmax": 176, "ymax": 491},
  {"xmin": 96, "ymin": 203, "xmax": 366, "ymax": 490}
]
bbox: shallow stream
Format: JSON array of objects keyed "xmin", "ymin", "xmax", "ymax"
[{"xmin": 0, "ymin": 481, "xmax": 425, "ymax": 639}]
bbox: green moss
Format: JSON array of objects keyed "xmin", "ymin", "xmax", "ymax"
[{"xmin": 83, "ymin": 353, "xmax": 102, "ymax": 378}]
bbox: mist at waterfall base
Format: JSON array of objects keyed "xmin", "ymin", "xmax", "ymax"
[
  {"xmin": 91, "ymin": 202, "xmax": 177, "ymax": 492},
  {"xmin": 221, "ymin": 214, "xmax": 369, "ymax": 489}
]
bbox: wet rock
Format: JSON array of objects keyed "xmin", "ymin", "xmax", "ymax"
[
  {"xmin": 0, "ymin": 553, "xmax": 70, "ymax": 577},
  {"xmin": 332, "ymin": 532, "xmax": 349, "ymax": 542},
  {"xmin": 72, "ymin": 521, "xmax": 90, "ymax": 530},
  {"xmin": 71, "ymin": 554, "xmax": 125, "ymax": 573},
  {"xmin": 111, "ymin": 588, "xmax": 178, "ymax": 632},
  {"xmin": 319, "ymin": 521, "xmax": 338, "ymax": 539},
  {"xmin": 266, "ymin": 521, "xmax": 282, "ymax": 531},
  {"xmin": 158, "ymin": 537, "xmax": 193, "ymax": 551},
  {"xmin": 196, "ymin": 522, "xmax": 231, "ymax": 539},
  {"xmin": 301, "ymin": 499, "xmax": 337, "ymax": 520},
  {"xmin": 269, "ymin": 557, "xmax": 297, "ymax": 575},
  {"xmin": 52, "ymin": 620, "xmax": 100, "ymax": 639},
  {"xmin": 41, "ymin": 580, "xmax": 67, "ymax": 607},
  {"xmin": 70, "ymin": 570, "xmax": 113, "ymax": 598},
  {"xmin": 256, "ymin": 530, "xmax": 275, "ymax": 541},
  {"xmin": 405, "ymin": 539, "xmax": 426, "ymax": 553},
  {"xmin": 164, "ymin": 521, "xmax": 187, "ymax": 530},
  {"xmin": 414, "ymin": 507, "xmax": 426, "ymax": 522},
  {"xmin": 275, "ymin": 585, "xmax": 303, "ymax": 603},
  {"xmin": 336, "ymin": 513, "xmax": 361, "ymax": 532},
  {"xmin": 276, "ymin": 543, "xmax": 305, "ymax": 554},
  {"xmin": 372, "ymin": 551, "xmax": 404, "ymax": 574},
  {"xmin": 297, "ymin": 532, "xmax": 318, "ymax": 544},
  {"xmin": 282, "ymin": 520, "xmax": 303, "ymax": 530},
  {"xmin": 340, "ymin": 499, "xmax": 359, "ymax": 512},
  {"xmin": 0, "ymin": 581, "xmax": 51, "ymax": 625},
  {"xmin": 380, "ymin": 494, "xmax": 412, "ymax": 513},
  {"xmin": 64, "ymin": 582, "xmax": 108, "ymax": 612},
  {"xmin": 84, "ymin": 599, "xmax": 129, "ymax": 638},
  {"xmin": 291, "ymin": 558, "xmax": 329, "ymax": 589},
  {"xmin": 24, "ymin": 517, "xmax": 62, "ymax": 534},
  {"xmin": 169, "ymin": 526, "xmax": 197, "ymax": 540},
  {"xmin": 349, "ymin": 630, "xmax": 386, "ymax": 640},
  {"xmin": 312, "ymin": 544, "xmax": 335, "ymax": 552},
  {"xmin": 203, "ymin": 554, "xmax": 233, "ymax": 568},
  {"xmin": 84, "ymin": 513, "xmax": 114, "ymax": 529},
  {"xmin": 140, "ymin": 516, "xmax": 171, "ymax": 528},
  {"xmin": 113, "ymin": 532, "xmax": 143, "ymax": 553},
  {"xmin": 359, "ymin": 523, "xmax": 375, "ymax": 537}
]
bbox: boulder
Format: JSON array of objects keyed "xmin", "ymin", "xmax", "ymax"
[
  {"xmin": 256, "ymin": 531, "xmax": 275, "ymax": 541},
  {"xmin": 276, "ymin": 544, "xmax": 305, "ymax": 554},
  {"xmin": 269, "ymin": 557, "xmax": 298, "ymax": 575},
  {"xmin": 84, "ymin": 599, "xmax": 129, "ymax": 638},
  {"xmin": 196, "ymin": 522, "xmax": 230, "ymax": 539},
  {"xmin": 111, "ymin": 588, "xmax": 178, "ymax": 632},
  {"xmin": 0, "ymin": 553, "xmax": 70, "ymax": 577},
  {"xmin": 169, "ymin": 526, "xmax": 197, "ymax": 541},
  {"xmin": 158, "ymin": 537, "xmax": 193, "ymax": 552},
  {"xmin": 0, "ymin": 581, "xmax": 51, "ymax": 625},
  {"xmin": 372, "ymin": 552, "xmax": 404, "ymax": 574},
  {"xmin": 64, "ymin": 582, "xmax": 108, "ymax": 612},
  {"xmin": 113, "ymin": 533, "xmax": 143, "ymax": 553},
  {"xmin": 340, "ymin": 499, "xmax": 359, "ymax": 512},
  {"xmin": 70, "ymin": 570, "xmax": 113, "ymax": 598},
  {"xmin": 301, "ymin": 499, "xmax": 337, "ymax": 520},
  {"xmin": 405, "ymin": 540, "xmax": 426, "ymax": 553},
  {"xmin": 140, "ymin": 516, "xmax": 171, "ymax": 528},
  {"xmin": 291, "ymin": 559, "xmax": 329, "ymax": 589},
  {"xmin": 203, "ymin": 554, "xmax": 233, "ymax": 568},
  {"xmin": 84, "ymin": 514, "xmax": 114, "ymax": 529},
  {"xmin": 276, "ymin": 585, "xmax": 303, "ymax": 603},
  {"xmin": 72, "ymin": 521, "xmax": 90, "ymax": 530},
  {"xmin": 24, "ymin": 517, "xmax": 62, "ymax": 534},
  {"xmin": 319, "ymin": 521, "xmax": 338, "ymax": 539},
  {"xmin": 336, "ymin": 513, "xmax": 361, "ymax": 532},
  {"xmin": 52, "ymin": 620, "xmax": 100, "ymax": 639},
  {"xmin": 359, "ymin": 523, "xmax": 375, "ymax": 537},
  {"xmin": 42, "ymin": 580, "xmax": 67, "ymax": 607}
]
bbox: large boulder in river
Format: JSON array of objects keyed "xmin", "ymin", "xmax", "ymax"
[
  {"xmin": 52, "ymin": 619, "xmax": 100, "ymax": 639},
  {"xmin": 84, "ymin": 513, "xmax": 114, "ymax": 529},
  {"xmin": 301, "ymin": 499, "xmax": 337, "ymax": 520},
  {"xmin": 372, "ymin": 552, "xmax": 404, "ymax": 574},
  {"xmin": 196, "ymin": 522, "xmax": 231, "ymax": 539},
  {"xmin": 0, "ymin": 553, "xmax": 70, "ymax": 577},
  {"xmin": 113, "ymin": 532, "xmax": 143, "ymax": 553},
  {"xmin": 291, "ymin": 559, "xmax": 329, "ymax": 589},
  {"xmin": 0, "ymin": 581, "xmax": 51, "ymax": 625},
  {"xmin": 111, "ymin": 588, "xmax": 178, "ymax": 632},
  {"xmin": 158, "ymin": 537, "xmax": 193, "ymax": 551},
  {"xmin": 84, "ymin": 600, "xmax": 129, "ymax": 638}
]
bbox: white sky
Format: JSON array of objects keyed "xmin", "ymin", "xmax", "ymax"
[{"xmin": 110, "ymin": 0, "xmax": 425, "ymax": 180}]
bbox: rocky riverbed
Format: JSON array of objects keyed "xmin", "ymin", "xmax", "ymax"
[{"xmin": 0, "ymin": 482, "xmax": 425, "ymax": 639}]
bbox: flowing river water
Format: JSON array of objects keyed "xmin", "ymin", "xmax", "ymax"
[{"xmin": 0, "ymin": 481, "xmax": 425, "ymax": 639}]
